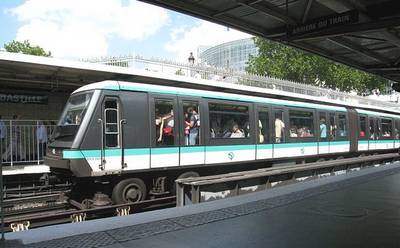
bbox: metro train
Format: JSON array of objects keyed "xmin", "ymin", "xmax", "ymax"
[{"xmin": 45, "ymin": 80, "xmax": 400, "ymax": 204}]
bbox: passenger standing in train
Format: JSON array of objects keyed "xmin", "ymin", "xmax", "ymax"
[
  {"xmin": 188, "ymin": 107, "xmax": 200, "ymax": 145},
  {"xmin": 275, "ymin": 115, "xmax": 285, "ymax": 143},
  {"xmin": 36, "ymin": 121, "xmax": 48, "ymax": 159},
  {"xmin": 0, "ymin": 115, "xmax": 6, "ymax": 154},
  {"xmin": 320, "ymin": 118, "xmax": 327, "ymax": 141},
  {"xmin": 158, "ymin": 109, "xmax": 174, "ymax": 145},
  {"xmin": 184, "ymin": 112, "xmax": 190, "ymax": 145}
]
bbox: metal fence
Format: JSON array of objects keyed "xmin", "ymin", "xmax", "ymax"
[
  {"xmin": 83, "ymin": 55, "xmax": 400, "ymax": 112},
  {"xmin": 0, "ymin": 120, "xmax": 56, "ymax": 166}
]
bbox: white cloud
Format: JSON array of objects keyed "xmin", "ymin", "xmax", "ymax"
[
  {"xmin": 165, "ymin": 21, "xmax": 252, "ymax": 62},
  {"xmin": 8, "ymin": 0, "xmax": 169, "ymax": 58}
]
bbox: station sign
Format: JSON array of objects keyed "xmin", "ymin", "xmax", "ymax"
[
  {"xmin": 0, "ymin": 93, "xmax": 48, "ymax": 104},
  {"xmin": 288, "ymin": 10, "xmax": 359, "ymax": 37}
]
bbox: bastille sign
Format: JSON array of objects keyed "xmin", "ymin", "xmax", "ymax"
[
  {"xmin": 288, "ymin": 10, "xmax": 359, "ymax": 37},
  {"xmin": 0, "ymin": 93, "xmax": 48, "ymax": 104}
]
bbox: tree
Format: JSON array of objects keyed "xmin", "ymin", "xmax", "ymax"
[
  {"xmin": 4, "ymin": 40, "xmax": 51, "ymax": 57},
  {"xmin": 246, "ymin": 37, "xmax": 387, "ymax": 94}
]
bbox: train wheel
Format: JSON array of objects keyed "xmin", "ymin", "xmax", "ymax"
[{"xmin": 112, "ymin": 178, "xmax": 147, "ymax": 204}]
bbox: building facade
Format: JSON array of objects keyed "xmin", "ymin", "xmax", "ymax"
[{"xmin": 198, "ymin": 38, "xmax": 258, "ymax": 72}]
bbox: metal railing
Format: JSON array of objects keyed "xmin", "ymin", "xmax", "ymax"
[
  {"xmin": 82, "ymin": 55, "xmax": 400, "ymax": 112},
  {"xmin": 0, "ymin": 120, "xmax": 56, "ymax": 166},
  {"xmin": 175, "ymin": 153, "xmax": 400, "ymax": 206}
]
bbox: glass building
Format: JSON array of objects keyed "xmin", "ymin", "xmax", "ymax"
[{"xmin": 198, "ymin": 38, "xmax": 258, "ymax": 72}]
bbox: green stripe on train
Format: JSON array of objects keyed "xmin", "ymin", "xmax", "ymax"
[{"xmin": 63, "ymin": 141, "xmax": 352, "ymax": 159}]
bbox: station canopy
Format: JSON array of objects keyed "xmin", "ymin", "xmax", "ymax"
[{"xmin": 141, "ymin": 0, "xmax": 400, "ymax": 85}]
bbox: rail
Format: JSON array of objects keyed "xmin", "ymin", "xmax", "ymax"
[
  {"xmin": 175, "ymin": 153, "xmax": 400, "ymax": 206},
  {"xmin": 4, "ymin": 196, "xmax": 176, "ymax": 232},
  {"xmin": 0, "ymin": 120, "xmax": 56, "ymax": 166}
]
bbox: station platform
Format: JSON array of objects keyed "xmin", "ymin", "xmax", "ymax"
[{"xmin": 5, "ymin": 162, "xmax": 400, "ymax": 248}]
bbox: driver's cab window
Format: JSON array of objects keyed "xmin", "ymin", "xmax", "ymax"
[{"xmin": 104, "ymin": 99, "xmax": 119, "ymax": 148}]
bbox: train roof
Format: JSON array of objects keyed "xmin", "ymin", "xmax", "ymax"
[
  {"xmin": 1, "ymin": 52, "xmax": 398, "ymax": 116},
  {"xmin": 75, "ymin": 81, "xmax": 400, "ymax": 118}
]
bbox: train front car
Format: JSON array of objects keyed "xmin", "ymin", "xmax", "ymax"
[{"xmin": 45, "ymin": 89, "xmax": 100, "ymax": 178}]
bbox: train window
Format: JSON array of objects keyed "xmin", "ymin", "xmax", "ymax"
[
  {"xmin": 183, "ymin": 101, "xmax": 200, "ymax": 146},
  {"xmin": 155, "ymin": 99, "xmax": 175, "ymax": 146},
  {"xmin": 381, "ymin": 118, "xmax": 392, "ymax": 138},
  {"xmin": 104, "ymin": 99, "xmax": 119, "ymax": 148},
  {"xmin": 274, "ymin": 109, "xmax": 285, "ymax": 143},
  {"xmin": 258, "ymin": 108, "xmax": 269, "ymax": 144},
  {"xmin": 369, "ymin": 118, "xmax": 375, "ymax": 140},
  {"xmin": 329, "ymin": 113, "xmax": 336, "ymax": 140},
  {"xmin": 319, "ymin": 113, "xmax": 328, "ymax": 141},
  {"xmin": 209, "ymin": 103, "xmax": 249, "ymax": 139},
  {"xmin": 288, "ymin": 110, "xmax": 314, "ymax": 138},
  {"xmin": 359, "ymin": 116, "xmax": 367, "ymax": 139},
  {"xmin": 338, "ymin": 114, "xmax": 347, "ymax": 138},
  {"xmin": 396, "ymin": 120, "xmax": 400, "ymax": 139}
]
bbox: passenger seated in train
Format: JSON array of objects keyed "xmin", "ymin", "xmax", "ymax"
[
  {"xmin": 290, "ymin": 127, "xmax": 298, "ymax": 137},
  {"xmin": 230, "ymin": 124, "xmax": 244, "ymax": 138}
]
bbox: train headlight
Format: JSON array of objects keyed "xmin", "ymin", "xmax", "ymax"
[{"xmin": 52, "ymin": 149, "xmax": 56, "ymax": 155}]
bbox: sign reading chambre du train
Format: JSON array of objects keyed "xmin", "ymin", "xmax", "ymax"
[
  {"xmin": 288, "ymin": 10, "xmax": 359, "ymax": 36},
  {"xmin": 0, "ymin": 93, "xmax": 48, "ymax": 104}
]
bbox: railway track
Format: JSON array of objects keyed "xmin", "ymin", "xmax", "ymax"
[
  {"xmin": 4, "ymin": 196, "xmax": 176, "ymax": 232},
  {"xmin": 3, "ymin": 153, "xmax": 399, "ymax": 232}
]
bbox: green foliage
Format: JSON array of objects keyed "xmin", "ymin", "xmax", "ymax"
[
  {"xmin": 4, "ymin": 40, "xmax": 51, "ymax": 57},
  {"xmin": 246, "ymin": 37, "xmax": 386, "ymax": 94}
]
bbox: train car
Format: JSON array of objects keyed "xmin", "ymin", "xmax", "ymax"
[{"xmin": 44, "ymin": 80, "xmax": 400, "ymax": 204}]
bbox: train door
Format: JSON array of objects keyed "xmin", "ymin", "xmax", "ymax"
[
  {"xmin": 395, "ymin": 119, "xmax": 400, "ymax": 148},
  {"xmin": 347, "ymin": 109, "xmax": 358, "ymax": 152},
  {"xmin": 179, "ymin": 98, "xmax": 204, "ymax": 166},
  {"xmin": 334, "ymin": 112, "xmax": 350, "ymax": 153},
  {"xmin": 256, "ymin": 105, "xmax": 272, "ymax": 159},
  {"xmin": 328, "ymin": 112, "xmax": 337, "ymax": 153},
  {"xmin": 318, "ymin": 111, "xmax": 329, "ymax": 154},
  {"xmin": 368, "ymin": 117, "xmax": 377, "ymax": 150},
  {"xmin": 150, "ymin": 95, "xmax": 179, "ymax": 168},
  {"xmin": 118, "ymin": 91, "xmax": 150, "ymax": 171},
  {"xmin": 101, "ymin": 97, "xmax": 123, "ymax": 172},
  {"xmin": 358, "ymin": 115, "xmax": 368, "ymax": 151},
  {"xmin": 272, "ymin": 107, "xmax": 287, "ymax": 158}
]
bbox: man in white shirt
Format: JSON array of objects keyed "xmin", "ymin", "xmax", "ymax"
[{"xmin": 275, "ymin": 116, "xmax": 285, "ymax": 143}]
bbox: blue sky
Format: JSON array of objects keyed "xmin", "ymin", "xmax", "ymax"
[{"xmin": 0, "ymin": 0, "xmax": 250, "ymax": 62}]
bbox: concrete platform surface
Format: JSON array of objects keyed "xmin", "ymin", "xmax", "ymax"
[{"xmin": 4, "ymin": 162, "xmax": 400, "ymax": 248}]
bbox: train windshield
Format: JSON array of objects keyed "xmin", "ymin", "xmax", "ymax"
[{"xmin": 53, "ymin": 92, "xmax": 93, "ymax": 141}]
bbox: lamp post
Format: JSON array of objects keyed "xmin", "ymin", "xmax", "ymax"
[
  {"xmin": 188, "ymin": 52, "xmax": 195, "ymax": 65},
  {"xmin": 188, "ymin": 52, "xmax": 195, "ymax": 77}
]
